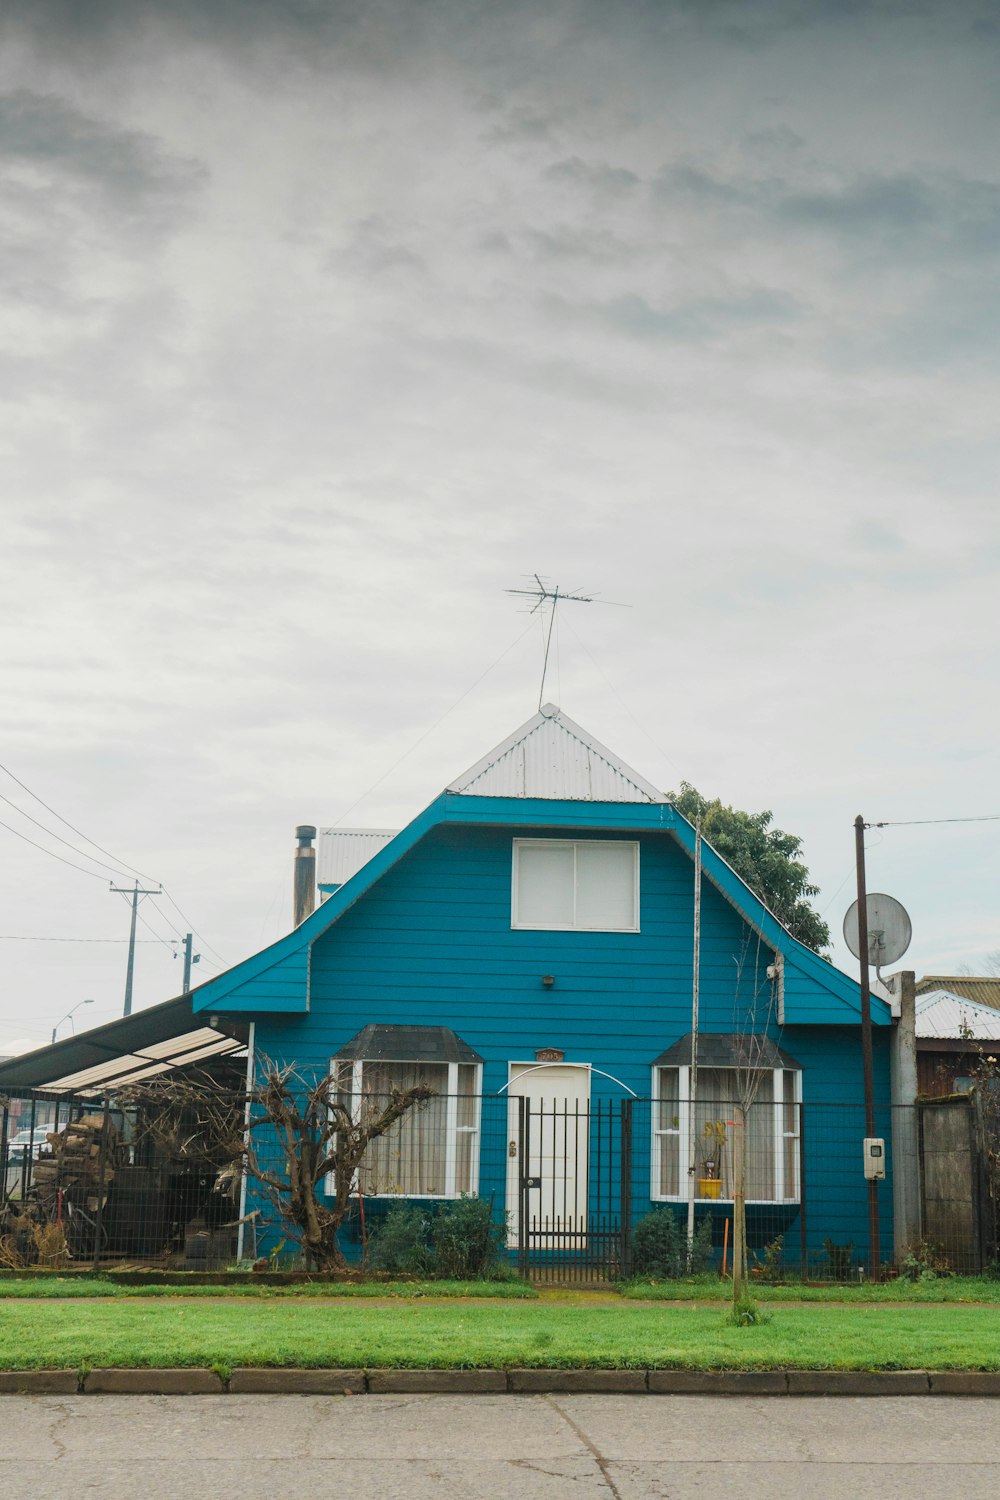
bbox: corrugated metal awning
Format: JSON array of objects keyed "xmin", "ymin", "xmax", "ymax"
[{"xmin": 0, "ymin": 996, "xmax": 248, "ymax": 1097}]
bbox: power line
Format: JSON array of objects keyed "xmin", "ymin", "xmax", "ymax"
[
  {"xmin": 158, "ymin": 888, "xmax": 228, "ymax": 967},
  {"xmin": 0, "ymin": 759, "xmax": 228, "ymax": 966},
  {"xmin": 0, "ymin": 935, "xmax": 162, "ymax": 943},
  {"xmin": 0, "ymin": 815, "xmax": 119, "ymax": 881},
  {"xmin": 868, "ymin": 815, "xmax": 1000, "ymax": 828},
  {"xmin": 0, "ymin": 757, "xmax": 160, "ymax": 885},
  {"xmin": 0, "ymin": 788, "xmax": 131, "ymax": 880}
]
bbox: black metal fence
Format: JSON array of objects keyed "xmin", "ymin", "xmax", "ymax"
[{"xmin": 3, "ymin": 1086, "xmax": 997, "ymax": 1280}]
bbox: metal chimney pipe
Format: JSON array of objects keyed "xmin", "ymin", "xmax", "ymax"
[{"xmin": 293, "ymin": 824, "xmax": 317, "ymax": 927}]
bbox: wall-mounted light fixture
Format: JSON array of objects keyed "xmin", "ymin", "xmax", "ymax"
[{"xmin": 541, "ymin": 974, "xmax": 555, "ymax": 988}]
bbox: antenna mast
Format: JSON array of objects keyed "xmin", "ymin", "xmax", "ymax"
[{"xmin": 506, "ymin": 574, "xmax": 623, "ymax": 709}]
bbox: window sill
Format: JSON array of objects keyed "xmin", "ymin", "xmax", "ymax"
[{"xmin": 651, "ymin": 1195, "xmax": 801, "ymax": 1208}]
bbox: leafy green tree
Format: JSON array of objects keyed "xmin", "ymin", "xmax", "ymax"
[{"xmin": 669, "ymin": 782, "xmax": 830, "ymax": 953}]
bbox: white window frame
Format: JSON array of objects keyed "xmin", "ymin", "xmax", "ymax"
[
  {"xmin": 329, "ymin": 1059, "xmax": 482, "ymax": 1200},
  {"xmin": 650, "ymin": 1064, "xmax": 801, "ymax": 1205},
  {"xmin": 511, "ymin": 838, "xmax": 640, "ymax": 933}
]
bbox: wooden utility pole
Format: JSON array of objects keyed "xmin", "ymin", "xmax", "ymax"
[{"xmin": 853, "ymin": 815, "xmax": 881, "ymax": 1276}]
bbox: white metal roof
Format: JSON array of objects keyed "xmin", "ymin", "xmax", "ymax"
[
  {"xmin": 30, "ymin": 1030, "xmax": 247, "ymax": 1097},
  {"xmin": 447, "ymin": 703, "xmax": 667, "ymax": 803},
  {"xmin": 317, "ymin": 828, "xmax": 398, "ymax": 887},
  {"xmin": 916, "ymin": 990, "xmax": 1000, "ymax": 1042}
]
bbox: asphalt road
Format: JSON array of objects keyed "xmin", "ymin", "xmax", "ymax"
[{"xmin": 2, "ymin": 1392, "xmax": 999, "ymax": 1499}]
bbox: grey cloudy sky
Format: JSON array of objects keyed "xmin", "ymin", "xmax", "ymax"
[{"xmin": 1, "ymin": 0, "xmax": 998, "ymax": 1052}]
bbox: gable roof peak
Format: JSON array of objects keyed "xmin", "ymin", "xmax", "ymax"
[{"xmin": 446, "ymin": 702, "xmax": 667, "ymax": 803}]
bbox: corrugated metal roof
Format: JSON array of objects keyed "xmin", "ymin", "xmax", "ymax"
[
  {"xmin": 317, "ymin": 829, "xmax": 398, "ymax": 888},
  {"xmin": 447, "ymin": 703, "xmax": 667, "ymax": 803},
  {"xmin": 916, "ymin": 991, "xmax": 1000, "ymax": 1041},
  {"xmin": 0, "ymin": 997, "xmax": 248, "ymax": 1096},
  {"xmin": 915, "ymin": 976, "xmax": 1000, "ymax": 1010}
]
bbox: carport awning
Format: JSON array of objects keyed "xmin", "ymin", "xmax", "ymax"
[{"xmin": 0, "ymin": 996, "xmax": 248, "ymax": 1097}]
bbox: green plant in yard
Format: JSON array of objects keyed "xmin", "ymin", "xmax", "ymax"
[
  {"xmin": 631, "ymin": 1208, "xmax": 712, "ymax": 1279},
  {"xmin": 727, "ymin": 1296, "xmax": 771, "ymax": 1327},
  {"xmin": 368, "ymin": 1204, "xmax": 436, "ymax": 1276},
  {"xmin": 822, "ymin": 1238, "xmax": 855, "ymax": 1282},
  {"xmin": 369, "ymin": 1197, "xmax": 508, "ymax": 1279},
  {"xmin": 751, "ymin": 1235, "xmax": 785, "ymax": 1284},
  {"xmin": 432, "ymin": 1196, "xmax": 508, "ymax": 1280},
  {"xmin": 900, "ymin": 1240, "xmax": 953, "ymax": 1282}
]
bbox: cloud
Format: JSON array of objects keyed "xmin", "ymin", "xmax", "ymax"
[
  {"xmin": 544, "ymin": 156, "xmax": 642, "ymax": 196},
  {"xmin": 597, "ymin": 287, "xmax": 800, "ymax": 343},
  {"xmin": 0, "ymin": 90, "xmax": 206, "ymax": 217}
]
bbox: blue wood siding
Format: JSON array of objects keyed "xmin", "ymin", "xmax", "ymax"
[
  {"xmin": 209, "ymin": 948, "xmax": 309, "ymax": 1014},
  {"xmin": 245, "ymin": 821, "xmax": 893, "ymax": 1264}
]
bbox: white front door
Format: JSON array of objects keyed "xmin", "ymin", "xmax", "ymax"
[{"xmin": 506, "ymin": 1063, "xmax": 591, "ymax": 1248}]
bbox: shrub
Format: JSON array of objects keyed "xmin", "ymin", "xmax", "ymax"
[
  {"xmin": 900, "ymin": 1240, "xmax": 952, "ymax": 1282},
  {"xmin": 433, "ymin": 1195, "xmax": 508, "ymax": 1280},
  {"xmin": 822, "ymin": 1238, "xmax": 855, "ymax": 1282},
  {"xmin": 368, "ymin": 1197, "xmax": 508, "ymax": 1279},
  {"xmin": 751, "ymin": 1235, "xmax": 784, "ymax": 1284},
  {"xmin": 368, "ymin": 1203, "xmax": 435, "ymax": 1276},
  {"xmin": 631, "ymin": 1209, "xmax": 713, "ymax": 1279}
]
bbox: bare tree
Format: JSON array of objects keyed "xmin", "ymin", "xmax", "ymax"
[
  {"xmin": 728, "ymin": 934, "xmax": 782, "ymax": 1310},
  {"xmin": 123, "ymin": 1061, "xmax": 436, "ymax": 1272}
]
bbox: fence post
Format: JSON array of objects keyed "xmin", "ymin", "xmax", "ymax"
[
  {"xmin": 619, "ymin": 1098, "xmax": 633, "ymax": 1278},
  {"xmin": 517, "ymin": 1094, "xmax": 529, "ymax": 1280},
  {"xmin": 798, "ymin": 1101, "xmax": 807, "ymax": 1279},
  {"xmin": 91, "ymin": 1095, "xmax": 111, "ymax": 1272}
]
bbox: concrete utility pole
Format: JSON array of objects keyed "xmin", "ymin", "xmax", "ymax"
[
  {"xmin": 180, "ymin": 932, "xmax": 200, "ymax": 993},
  {"xmin": 109, "ymin": 880, "xmax": 161, "ymax": 1016}
]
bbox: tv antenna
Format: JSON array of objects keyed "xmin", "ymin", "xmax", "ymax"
[{"xmin": 505, "ymin": 575, "xmax": 627, "ymax": 709}]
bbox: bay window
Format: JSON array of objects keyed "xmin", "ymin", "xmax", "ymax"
[
  {"xmin": 331, "ymin": 1025, "xmax": 482, "ymax": 1198},
  {"xmin": 651, "ymin": 1036, "xmax": 801, "ymax": 1204}
]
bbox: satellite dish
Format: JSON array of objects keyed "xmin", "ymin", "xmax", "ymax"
[{"xmin": 843, "ymin": 893, "xmax": 912, "ymax": 969}]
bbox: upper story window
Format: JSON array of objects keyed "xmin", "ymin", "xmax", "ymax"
[{"xmin": 512, "ymin": 839, "xmax": 639, "ymax": 932}]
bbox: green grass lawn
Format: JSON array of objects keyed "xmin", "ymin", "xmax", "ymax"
[
  {"xmin": 621, "ymin": 1275, "xmax": 1000, "ymax": 1304},
  {"xmin": 1, "ymin": 1298, "xmax": 1000, "ymax": 1371},
  {"xmin": 0, "ymin": 1277, "xmax": 535, "ymax": 1299}
]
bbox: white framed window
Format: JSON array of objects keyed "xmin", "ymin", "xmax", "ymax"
[
  {"xmin": 332, "ymin": 1058, "xmax": 482, "ymax": 1199},
  {"xmin": 512, "ymin": 839, "xmax": 639, "ymax": 932},
  {"xmin": 651, "ymin": 1065, "xmax": 801, "ymax": 1205}
]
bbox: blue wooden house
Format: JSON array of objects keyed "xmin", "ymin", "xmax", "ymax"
[{"xmin": 186, "ymin": 703, "xmax": 894, "ymax": 1275}]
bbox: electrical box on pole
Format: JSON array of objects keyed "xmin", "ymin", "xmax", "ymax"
[{"xmin": 863, "ymin": 1138, "xmax": 886, "ymax": 1181}]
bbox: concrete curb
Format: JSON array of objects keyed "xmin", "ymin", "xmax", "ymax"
[
  {"xmin": 509, "ymin": 1369, "xmax": 647, "ymax": 1393},
  {"xmin": 649, "ymin": 1370, "xmax": 788, "ymax": 1394},
  {"xmin": 229, "ymin": 1369, "xmax": 366, "ymax": 1394},
  {"xmin": 2, "ymin": 1367, "xmax": 999, "ymax": 1395},
  {"xmin": 368, "ymin": 1370, "xmax": 506, "ymax": 1393},
  {"xmin": 84, "ymin": 1368, "xmax": 225, "ymax": 1394},
  {"xmin": 928, "ymin": 1372, "xmax": 1000, "ymax": 1396},
  {"xmin": 0, "ymin": 1370, "xmax": 81, "ymax": 1394},
  {"xmin": 786, "ymin": 1370, "xmax": 931, "ymax": 1396}
]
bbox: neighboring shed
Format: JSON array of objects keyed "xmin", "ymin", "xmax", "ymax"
[
  {"xmin": 915, "ymin": 976, "xmax": 1000, "ymax": 1010},
  {"xmin": 916, "ymin": 990, "xmax": 1000, "ymax": 1097}
]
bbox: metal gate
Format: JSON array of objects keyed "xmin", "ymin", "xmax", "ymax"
[{"xmin": 511, "ymin": 1095, "xmax": 633, "ymax": 1283}]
